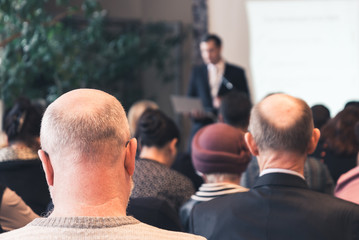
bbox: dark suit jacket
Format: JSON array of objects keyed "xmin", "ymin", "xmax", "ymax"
[
  {"xmin": 187, "ymin": 63, "xmax": 249, "ymax": 139},
  {"xmin": 189, "ymin": 173, "xmax": 359, "ymax": 240},
  {"xmin": 188, "ymin": 63, "xmax": 249, "ymax": 115}
]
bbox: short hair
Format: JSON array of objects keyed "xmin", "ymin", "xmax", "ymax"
[
  {"xmin": 311, "ymin": 104, "xmax": 330, "ymax": 129},
  {"xmin": 201, "ymin": 34, "xmax": 222, "ymax": 47},
  {"xmin": 220, "ymin": 91, "xmax": 252, "ymax": 129},
  {"xmin": 40, "ymin": 90, "xmax": 129, "ymax": 162},
  {"xmin": 249, "ymin": 94, "xmax": 313, "ymax": 154},
  {"xmin": 345, "ymin": 101, "xmax": 359, "ymax": 109},
  {"xmin": 127, "ymin": 100, "xmax": 159, "ymax": 137},
  {"xmin": 135, "ymin": 109, "xmax": 180, "ymax": 149},
  {"xmin": 3, "ymin": 97, "xmax": 43, "ymax": 148}
]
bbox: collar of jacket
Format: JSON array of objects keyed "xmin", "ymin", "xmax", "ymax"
[{"xmin": 253, "ymin": 172, "xmax": 308, "ymax": 190}]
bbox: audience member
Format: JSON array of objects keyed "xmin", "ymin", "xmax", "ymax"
[
  {"xmin": 0, "ymin": 89, "xmax": 205, "ymax": 239},
  {"xmin": 313, "ymin": 106, "xmax": 359, "ymax": 182},
  {"xmin": 311, "ymin": 104, "xmax": 330, "ymax": 129},
  {"xmin": 189, "ymin": 93, "xmax": 359, "ymax": 240},
  {"xmin": 0, "ymin": 184, "xmax": 38, "ymax": 232},
  {"xmin": 127, "ymin": 100, "xmax": 159, "ymax": 137},
  {"xmin": 218, "ymin": 90, "xmax": 252, "ymax": 130},
  {"xmin": 218, "ymin": 92, "xmax": 334, "ymax": 194},
  {"xmin": 0, "ymin": 97, "xmax": 50, "ymax": 214},
  {"xmin": 180, "ymin": 123, "xmax": 250, "ymax": 231},
  {"xmin": 334, "ymin": 122, "xmax": 359, "ymax": 204},
  {"xmin": 132, "ymin": 109, "xmax": 195, "ymax": 212},
  {"xmin": 345, "ymin": 101, "xmax": 359, "ymax": 109}
]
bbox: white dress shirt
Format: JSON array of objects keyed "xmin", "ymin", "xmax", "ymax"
[{"xmin": 207, "ymin": 59, "xmax": 225, "ymax": 108}]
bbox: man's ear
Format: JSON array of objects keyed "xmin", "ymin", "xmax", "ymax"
[
  {"xmin": 38, "ymin": 150, "xmax": 54, "ymax": 186},
  {"xmin": 124, "ymin": 138, "xmax": 137, "ymax": 176},
  {"xmin": 169, "ymin": 138, "xmax": 178, "ymax": 154},
  {"xmin": 307, "ymin": 128, "xmax": 321, "ymax": 154},
  {"xmin": 245, "ymin": 132, "xmax": 259, "ymax": 156}
]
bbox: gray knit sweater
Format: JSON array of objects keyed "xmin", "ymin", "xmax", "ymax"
[{"xmin": 0, "ymin": 216, "xmax": 206, "ymax": 239}]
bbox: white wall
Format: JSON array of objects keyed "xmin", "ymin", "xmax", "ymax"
[
  {"xmin": 208, "ymin": 0, "xmax": 253, "ymax": 98},
  {"xmin": 207, "ymin": 0, "xmax": 359, "ymax": 115}
]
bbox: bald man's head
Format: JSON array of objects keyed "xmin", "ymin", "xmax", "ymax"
[
  {"xmin": 248, "ymin": 94, "xmax": 313, "ymax": 154},
  {"xmin": 40, "ymin": 89, "xmax": 130, "ymax": 163}
]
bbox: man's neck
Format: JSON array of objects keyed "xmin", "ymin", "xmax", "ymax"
[
  {"xmin": 257, "ymin": 150, "xmax": 306, "ymax": 176},
  {"xmin": 139, "ymin": 147, "xmax": 171, "ymax": 167},
  {"xmin": 208, "ymin": 58, "xmax": 224, "ymax": 66},
  {"xmin": 50, "ymin": 196, "xmax": 128, "ymax": 217},
  {"xmin": 50, "ymin": 165, "xmax": 131, "ymax": 217}
]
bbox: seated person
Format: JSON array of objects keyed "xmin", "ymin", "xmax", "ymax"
[
  {"xmin": 1, "ymin": 89, "xmax": 204, "ymax": 239},
  {"xmin": 0, "ymin": 97, "xmax": 50, "ymax": 214},
  {"xmin": 180, "ymin": 123, "xmax": 251, "ymax": 231},
  {"xmin": 189, "ymin": 93, "xmax": 359, "ymax": 240},
  {"xmin": 313, "ymin": 106, "xmax": 359, "ymax": 182},
  {"xmin": 219, "ymin": 92, "xmax": 334, "ymax": 194},
  {"xmin": 218, "ymin": 90, "xmax": 252, "ymax": 131},
  {"xmin": 311, "ymin": 104, "xmax": 331, "ymax": 130},
  {"xmin": 334, "ymin": 122, "xmax": 359, "ymax": 204},
  {"xmin": 132, "ymin": 109, "xmax": 195, "ymax": 212}
]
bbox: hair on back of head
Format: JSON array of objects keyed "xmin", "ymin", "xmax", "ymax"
[
  {"xmin": 311, "ymin": 104, "xmax": 330, "ymax": 129},
  {"xmin": 220, "ymin": 91, "xmax": 252, "ymax": 129},
  {"xmin": 40, "ymin": 93, "xmax": 129, "ymax": 162},
  {"xmin": 135, "ymin": 109, "xmax": 180, "ymax": 149},
  {"xmin": 249, "ymin": 95, "xmax": 313, "ymax": 154},
  {"xmin": 201, "ymin": 34, "xmax": 222, "ymax": 47},
  {"xmin": 321, "ymin": 106, "xmax": 359, "ymax": 155},
  {"xmin": 345, "ymin": 101, "xmax": 359, "ymax": 110},
  {"xmin": 3, "ymin": 97, "xmax": 43, "ymax": 148}
]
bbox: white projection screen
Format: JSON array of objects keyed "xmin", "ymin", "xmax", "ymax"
[{"xmin": 246, "ymin": 0, "xmax": 359, "ymax": 115}]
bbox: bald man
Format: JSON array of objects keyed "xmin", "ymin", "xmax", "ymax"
[
  {"xmin": 1, "ymin": 89, "xmax": 205, "ymax": 240},
  {"xmin": 189, "ymin": 93, "xmax": 359, "ymax": 240}
]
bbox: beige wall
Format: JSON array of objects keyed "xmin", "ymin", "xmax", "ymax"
[
  {"xmin": 100, "ymin": 0, "xmax": 194, "ymax": 108},
  {"xmin": 101, "ymin": 0, "xmax": 195, "ymax": 150},
  {"xmin": 46, "ymin": 0, "xmax": 195, "ymax": 149},
  {"xmin": 48, "ymin": 0, "xmax": 194, "ymax": 112},
  {"xmin": 207, "ymin": 0, "xmax": 253, "ymax": 101},
  {"xmin": 100, "ymin": 0, "xmax": 192, "ymax": 23}
]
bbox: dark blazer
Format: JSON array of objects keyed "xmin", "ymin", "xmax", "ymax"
[
  {"xmin": 188, "ymin": 63, "xmax": 249, "ymax": 115},
  {"xmin": 189, "ymin": 173, "xmax": 359, "ymax": 240},
  {"xmin": 187, "ymin": 63, "xmax": 249, "ymax": 140}
]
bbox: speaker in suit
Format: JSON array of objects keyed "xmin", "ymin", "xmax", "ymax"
[
  {"xmin": 189, "ymin": 93, "xmax": 359, "ymax": 240},
  {"xmin": 187, "ymin": 63, "xmax": 250, "ymax": 139},
  {"xmin": 186, "ymin": 34, "xmax": 250, "ymax": 146}
]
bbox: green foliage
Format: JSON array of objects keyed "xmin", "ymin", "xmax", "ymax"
[{"xmin": 0, "ymin": 0, "xmax": 180, "ymax": 108}]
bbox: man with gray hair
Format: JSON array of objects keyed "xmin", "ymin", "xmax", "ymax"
[
  {"xmin": 189, "ymin": 93, "xmax": 359, "ymax": 240},
  {"xmin": 1, "ymin": 89, "xmax": 205, "ymax": 240}
]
